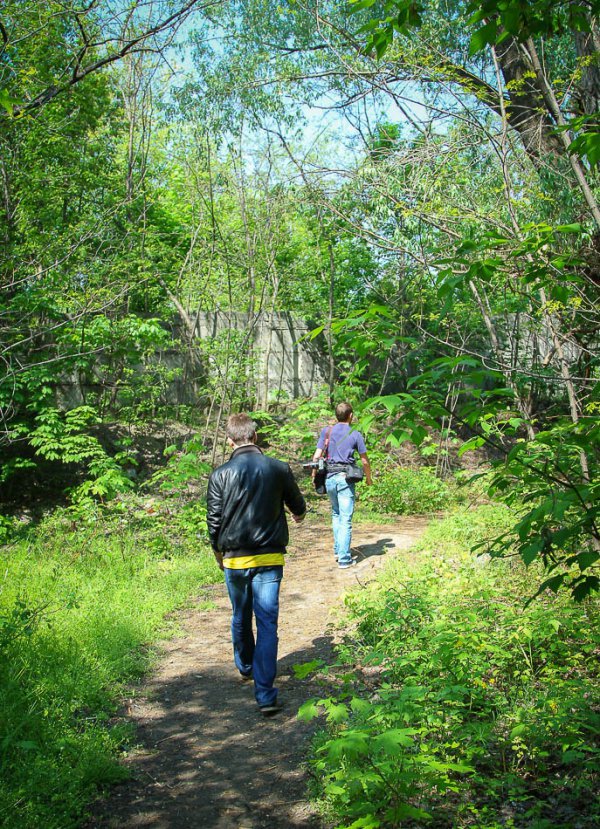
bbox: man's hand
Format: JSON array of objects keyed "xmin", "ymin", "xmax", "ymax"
[
  {"xmin": 291, "ymin": 512, "xmax": 306, "ymax": 524},
  {"xmin": 360, "ymin": 453, "xmax": 373, "ymax": 486},
  {"xmin": 311, "ymin": 449, "xmax": 323, "ymax": 480},
  {"xmin": 213, "ymin": 550, "xmax": 224, "ymax": 571}
]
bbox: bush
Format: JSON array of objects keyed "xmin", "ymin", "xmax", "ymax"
[
  {"xmin": 300, "ymin": 506, "xmax": 600, "ymax": 828},
  {"xmin": 358, "ymin": 466, "xmax": 454, "ymax": 516}
]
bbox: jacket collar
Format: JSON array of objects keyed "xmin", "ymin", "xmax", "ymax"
[{"xmin": 231, "ymin": 444, "xmax": 263, "ymax": 458}]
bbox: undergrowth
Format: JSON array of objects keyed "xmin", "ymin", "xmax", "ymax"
[
  {"xmin": 299, "ymin": 505, "xmax": 600, "ymax": 828},
  {"xmin": 0, "ymin": 494, "xmax": 220, "ymax": 829},
  {"xmin": 356, "ymin": 463, "xmax": 458, "ymax": 518}
]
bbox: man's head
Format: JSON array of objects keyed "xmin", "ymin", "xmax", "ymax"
[
  {"xmin": 335, "ymin": 402, "xmax": 353, "ymax": 423},
  {"xmin": 226, "ymin": 413, "xmax": 257, "ymax": 447}
]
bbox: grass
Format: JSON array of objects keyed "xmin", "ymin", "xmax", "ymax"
[
  {"xmin": 353, "ymin": 464, "xmax": 470, "ymax": 524},
  {"xmin": 299, "ymin": 504, "xmax": 600, "ymax": 828},
  {"xmin": 0, "ymin": 497, "xmax": 221, "ymax": 829}
]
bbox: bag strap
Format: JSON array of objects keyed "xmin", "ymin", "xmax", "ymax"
[
  {"xmin": 328, "ymin": 427, "xmax": 354, "ymax": 458},
  {"xmin": 322, "ymin": 426, "xmax": 333, "ymax": 459}
]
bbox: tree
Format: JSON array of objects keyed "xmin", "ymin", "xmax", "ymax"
[{"xmin": 0, "ymin": 1, "xmax": 214, "ymax": 117}]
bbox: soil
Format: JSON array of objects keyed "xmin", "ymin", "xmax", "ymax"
[{"xmin": 87, "ymin": 513, "xmax": 429, "ymax": 829}]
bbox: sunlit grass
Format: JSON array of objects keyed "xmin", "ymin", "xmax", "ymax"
[
  {"xmin": 303, "ymin": 505, "xmax": 600, "ymax": 828},
  {"xmin": 0, "ymin": 505, "xmax": 221, "ymax": 829}
]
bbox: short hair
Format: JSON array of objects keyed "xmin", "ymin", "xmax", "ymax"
[
  {"xmin": 335, "ymin": 402, "xmax": 353, "ymax": 422},
  {"xmin": 226, "ymin": 413, "xmax": 257, "ymax": 445}
]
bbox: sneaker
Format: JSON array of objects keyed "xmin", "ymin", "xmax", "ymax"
[
  {"xmin": 259, "ymin": 702, "xmax": 282, "ymax": 717},
  {"xmin": 338, "ymin": 560, "xmax": 356, "ymax": 569},
  {"xmin": 239, "ymin": 671, "xmax": 253, "ymax": 683}
]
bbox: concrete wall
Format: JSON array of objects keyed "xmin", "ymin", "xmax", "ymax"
[
  {"xmin": 55, "ymin": 311, "xmax": 328, "ymax": 410},
  {"xmin": 192, "ymin": 311, "xmax": 327, "ymax": 402}
]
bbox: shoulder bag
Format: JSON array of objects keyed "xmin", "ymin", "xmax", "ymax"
[{"xmin": 345, "ymin": 460, "xmax": 365, "ymax": 484}]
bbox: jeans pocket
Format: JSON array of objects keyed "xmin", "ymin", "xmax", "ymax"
[{"xmin": 253, "ymin": 565, "xmax": 283, "ymax": 584}]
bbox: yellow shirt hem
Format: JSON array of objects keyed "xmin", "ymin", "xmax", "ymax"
[{"xmin": 223, "ymin": 553, "xmax": 285, "ymax": 569}]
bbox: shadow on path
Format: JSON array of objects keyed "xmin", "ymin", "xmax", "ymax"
[
  {"xmin": 89, "ymin": 637, "xmax": 335, "ymax": 829},
  {"xmin": 87, "ymin": 518, "xmax": 428, "ymax": 829},
  {"xmin": 352, "ymin": 537, "xmax": 396, "ymax": 560}
]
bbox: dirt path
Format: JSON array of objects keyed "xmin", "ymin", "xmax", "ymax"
[{"xmin": 89, "ymin": 515, "xmax": 428, "ymax": 829}]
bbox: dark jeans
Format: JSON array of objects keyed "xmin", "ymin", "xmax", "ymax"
[{"xmin": 223, "ymin": 565, "xmax": 283, "ymax": 707}]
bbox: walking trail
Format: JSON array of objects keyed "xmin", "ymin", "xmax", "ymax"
[{"xmin": 89, "ymin": 515, "xmax": 428, "ymax": 829}]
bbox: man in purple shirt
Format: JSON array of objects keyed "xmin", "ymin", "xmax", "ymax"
[{"xmin": 312, "ymin": 402, "xmax": 373, "ymax": 569}]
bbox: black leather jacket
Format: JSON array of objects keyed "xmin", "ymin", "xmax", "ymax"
[{"xmin": 206, "ymin": 445, "xmax": 306, "ymax": 556}]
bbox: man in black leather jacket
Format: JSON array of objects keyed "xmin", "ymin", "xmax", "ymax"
[{"xmin": 206, "ymin": 413, "xmax": 306, "ymax": 716}]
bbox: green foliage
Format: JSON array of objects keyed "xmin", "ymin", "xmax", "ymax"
[
  {"xmin": 336, "ymin": 203, "xmax": 600, "ymax": 599},
  {"xmin": 148, "ymin": 436, "xmax": 212, "ymax": 493},
  {"xmin": 480, "ymin": 418, "xmax": 600, "ymax": 601},
  {"xmin": 358, "ymin": 465, "xmax": 454, "ymax": 516},
  {"xmin": 362, "ymin": 384, "xmax": 600, "ymax": 600},
  {"xmin": 467, "ymin": 0, "xmax": 598, "ymax": 52},
  {"xmin": 0, "ymin": 498, "xmax": 221, "ymax": 829},
  {"xmin": 349, "ymin": 0, "xmax": 598, "ymax": 60},
  {"xmin": 24, "ymin": 406, "xmax": 135, "ymax": 504},
  {"xmin": 0, "ymin": 515, "xmax": 15, "ymax": 544},
  {"xmin": 565, "ymin": 115, "xmax": 600, "ymax": 168},
  {"xmin": 350, "ymin": 0, "xmax": 424, "ymax": 58},
  {"xmin": 255, "ymin": 390, "xmax": 335, "ymax": 459},
  {"xmin": 301, "ymin": 506, "xmax": 600, "ymax": 828}
]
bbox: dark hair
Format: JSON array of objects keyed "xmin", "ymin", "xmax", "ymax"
[
  {"xmin": 226, "ymin": 413, "xmax": 257, "ymax": 445},
  {"xmin": 335, "ymin": 402, "xmax": 353, "ymax": 422}
]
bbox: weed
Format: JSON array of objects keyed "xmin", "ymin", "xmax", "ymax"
[
  {"xmin": 357, "ymin": 465, "xmax": 456, "ymax": 517},
  {"xmin": 0, "ymin": 498, "xmax": 220, "ymax": 829},
  {"xmin": 300, "ymin": 505, "xmax": 600, "ymax": 828}
]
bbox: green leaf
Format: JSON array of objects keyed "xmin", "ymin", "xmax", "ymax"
[
  {"xmin": 292, "ymin": 659, "xmax": 325, "ymax": 679},
  {"xmin": 346, "ymin": 816, "xmax": 381, "ymax": 829},
  {"xmin": 521, "ymin": 538, "xmax": 544, "ymax": 566},
  {"xmin": 530, "ymin": 574, "xmax": 565, "ymax": 601},
  {"xmin": 15, "ymin": 740, "xmax": 39, "ymax": 751},
  {"xmin": 555, "ymin": 222, "xmax": 584, "ymax": 234},
  {"xmin": 568, "ymin": 133, "xmax": 600, "ymax": 167},
  {"xmin": 349, "ymin": 0, "xmax": 377, "ymax": 11},
  {"xmin": 372, "ymin": 727, "xmax": 418, "ymax": 754},
  {"xmin": 458, "ymin": 436, "xmax": 485, "ymax": 456},
  {"xmin": 576, "ymin": 551, "xmax": 600, "ymax": 572},
  {"xmin": 0, "ymin": 89, "xmax": 22, "ymax": 116},
  {"xmin": 389, "ymin": 802, "xmax": 432, "ymax": 820},
  {"xmin": 374, "ymin": 31, "xmax": 392, "ymax": 59},
  {"xmin": 323, "ymin": 730, "xmax": 369, "ymax": 759},
  {"xmin": 469, "ymin": 21, "xmax": 498, "ymax": 55},
  {"xmin": 572, "ymin": 576, "xmax": 599, "ymax": 601},
  {"xmin": 297, "ymin": 700, "xmax": 321, "ymax": 721}
]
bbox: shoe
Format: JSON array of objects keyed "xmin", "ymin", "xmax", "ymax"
[
  {"xmin": 259, "ymin": 702, "xmax": 282, "ymax": 717},
  {"xmin": 239, "ymin": 671, "xmax": 253, "ymax": 683},
  {"xmin": 338, "ymin": 560, "xmax": 356, "ymax": 569}
]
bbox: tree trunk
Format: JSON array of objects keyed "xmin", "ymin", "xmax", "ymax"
[
  {"xmin": 327, "ymin": 242, "xmax": 336, "ymax": 404},
  {"xmin": 573, "ymin": 15, "xmax": 600, "ymax": 123},
  {"xmin": 493, "ymin": 35, "xmax": 563, "ymax": 160},
  {"xmin": 469, "ymin": 279, "xmax": 537, "ymax": 440}
]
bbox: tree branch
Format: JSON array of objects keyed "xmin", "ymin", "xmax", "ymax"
[{"xmin": 7, "ymin": 0, "xmax": 213, "ymax": 118}]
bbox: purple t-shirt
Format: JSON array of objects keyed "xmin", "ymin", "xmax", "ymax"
[{"xmin": 317, "ymin": 423, "xmax": 366, "ymax": 464}]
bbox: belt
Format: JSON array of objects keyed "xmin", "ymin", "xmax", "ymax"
[{"xmin": 326, "ymin": 463, "xmax": 349, "ymax": 473}]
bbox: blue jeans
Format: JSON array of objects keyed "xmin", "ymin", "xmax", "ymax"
[
  {"xmin": 325, "ymin": 473, "xmax": 356, "ymax": 566},
  {"xmin": 223, "ymin": 565, "xmax": 283, "ymax": 707}
]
